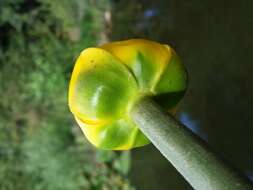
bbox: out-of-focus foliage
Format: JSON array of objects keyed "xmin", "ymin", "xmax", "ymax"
[{"xmin": 0, "ymin": 0, "xmax": 135, "ymax": 189}]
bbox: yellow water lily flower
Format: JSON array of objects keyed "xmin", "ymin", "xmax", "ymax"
[{"xmin": 68, "ymin": 39, "xmax": 187, "ymax": 150}]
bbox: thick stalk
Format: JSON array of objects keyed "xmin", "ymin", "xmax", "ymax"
[{"xmin": 130, "ymin": 97, "xmax": 253, "ymax": 190}]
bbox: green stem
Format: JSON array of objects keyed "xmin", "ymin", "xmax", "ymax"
[{"xmin": 130, "ymin": 97, "xmax": 253, "ymax": 190}]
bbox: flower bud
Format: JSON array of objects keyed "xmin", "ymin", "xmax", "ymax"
[{"xmin": 69, "ymin": 39, "xmax": 187, "ymax": 150}]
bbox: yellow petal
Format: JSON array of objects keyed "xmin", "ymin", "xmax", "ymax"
[{"xmin": 101, "ymin": 39, "xmax": 172, "ymax": 93}]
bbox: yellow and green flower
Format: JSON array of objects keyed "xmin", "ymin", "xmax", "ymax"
[{"xmin": 68, "ymin": 39, "xmax": 187, "ymax": 150}]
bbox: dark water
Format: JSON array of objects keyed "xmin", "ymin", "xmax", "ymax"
[{"xmin": 111, "ymin": 0, "xmax": 253, "ymax": 189}]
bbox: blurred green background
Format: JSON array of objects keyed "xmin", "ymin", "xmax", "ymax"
[{"xmin": 1, "ymin": 0, "xmax": 253, "ymax": 190}]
